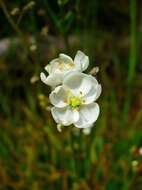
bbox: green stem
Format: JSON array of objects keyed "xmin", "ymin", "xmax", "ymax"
[
  {"xmin": 43, "ymin": 0, "xmax": 62, "ymax": 33},
  {"xmin": 0, "ymin": 0, "xmax": 26, "ymax": 48},
  {"xmin": 120, "ymin": 0, "xmax": 137, "ymax": 128},
  {"xmin": 128, "ymin": 0, "xmax": 137, "ymax": 85},
  {"xmin": 0, "ymin": 0, "xmax": 35, "ymax": 64}
]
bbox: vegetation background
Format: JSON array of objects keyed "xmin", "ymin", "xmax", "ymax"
[{"xmin": 0, "ymin": 0, "xmax": 142, "ymax": 189}]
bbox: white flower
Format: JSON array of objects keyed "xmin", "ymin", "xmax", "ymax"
[
  {"xmin": 40, "ymin": 50, "xmax": 89, "ymax": 87},
  {"xmin": 49, "ymin": 72, "xmax": 101, "ymax": 128}
]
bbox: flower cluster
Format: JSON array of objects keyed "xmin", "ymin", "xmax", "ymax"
[{"xmin": 40, "ymin": 50, "xmax": 101, "ymax": 130}]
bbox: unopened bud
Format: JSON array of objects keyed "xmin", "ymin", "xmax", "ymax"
[
  {"xmin": 30, "ymin": 44, "xmax": 37, "ymax": 51},
  {"xmin": 11, "ymin": 7, "xmax": 20, "ymax": 15},
  {"xmin": 23, "ymin": 1, "xmax": 36, "ymax": 11},
  {"xmin": 89, "ymin": 67, "xmax": 99, "ymax": 76},
  {"xmin": 57, "ymin": 124, "xmax": 62, "ymax": 132},
  {"xmin": 30, "ymin": 75, "xmax": 39, "ymax": 83},
  {"xmin": 139, "ymin": 147, "xmax": 142, "ymax": 155}
]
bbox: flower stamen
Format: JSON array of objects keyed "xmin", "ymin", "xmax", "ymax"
[
  {"xmin": 69, "ymin": 96, "xmax": 82, "ymax": 109},
  {"xmin": 58, "ymin": 62, "xmax": 75, "ymax": 71}
]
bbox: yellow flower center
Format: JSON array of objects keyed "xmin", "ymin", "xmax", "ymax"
[
  {"xmin": 58, "ymin": 62, "xmax": 75, "ymax": 71},
  {"xmin": 69, "ymin": 96, "xmax": 82, "ymax": 109}
]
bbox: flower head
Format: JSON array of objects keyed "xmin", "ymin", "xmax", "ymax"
[
  {"xmin": 40, "ymin": 50, "xmax": 89, "ymax": 87},
  {"xmin": 49, "ymin": 72, "xmax": 101, "ymax": 128}
]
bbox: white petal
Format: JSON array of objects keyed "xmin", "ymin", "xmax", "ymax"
[
  {"xmin": 95, "ymin": 84, "xmax": 102, "ymax": 100},
  {"xmin": 44, "ymin": 64, "xmax": 51, "ymax": 74},
  {"xmin": 51, "ymin": 107, "xmax": 79, "ymax": 126},
  {"xmin": 63, "ymin": 72, "xmax": 94, "ymax": 96},
  {"xmin": 74, "ymin": 103, "xmax": 100, "ymax": 128},
  {"xmin": 49, "ymin": 86, "xmax": 68, "ymax": 108},
  {"xmin": 59, "ymin": 53, "xmax": 74, "ymax": 64},
  {"xmin": 49, "ymin": 58, "xmax": 60, "ymax": 73},
  {"xmin": 40, "ymin": 72, "xmax": 47, "ymax": 84},
  {"xmin": 74, "ymin": 50, "xmax": 89, "ymax": 71},
  {"xmin": 40, "ymin": 72, "xmax": 62, "ymax": 86},
  {"xmin": 83, "ymin": 84, "xmax": 102, "ymax": 104}
]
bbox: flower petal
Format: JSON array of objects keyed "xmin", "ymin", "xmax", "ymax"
[
  {"xmin": 51, "ymin": 107, "xmax": 79, "ymax": 126},
  {"xmin": 40, "ymin": 72, "xmax": 47, "ymax": 84},
  {"xmin": 83, "ymin": 84, "xmax": 102, "ymax": 104},
  {"xmin": 49, "ymin": 58, "xmax": 60, "ymax": 73},
  {"xmin": 59, "ymin": 53, "xmax": 74, "ymax": 64},
  {"xmin": 49, "ymin": 86, "xmax": 68, "ymax": 108},
  {"xmin": 44, "ymin": 64, "xmax": 51, "ymax": 74},
  {"xmin": 63, "ymin": 72, "xmax": 94, "ymax": 96},
  {"xmin": 95, "ymin": 84, "xmax": 102, "ymax": 100},
  {"xmin": 40, "ymin": 72, "xmax": 62, "ymax": 86},
  {"xmin": 74, "ymin": 50, "xmax": 89, "ymax": 71},
  {"xmin": 74, "ymin": 103, "xmax": 100, "ymax": 128}
]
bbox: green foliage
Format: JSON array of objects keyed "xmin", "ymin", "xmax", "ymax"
[{"xmin": 0, "ymin": 0, "xmax": 142, "ymax": 189}]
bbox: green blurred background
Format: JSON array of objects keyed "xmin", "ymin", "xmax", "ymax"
[{"xmin": 0, "ymin": 0, "xmax": 142, "ymax": 189}]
